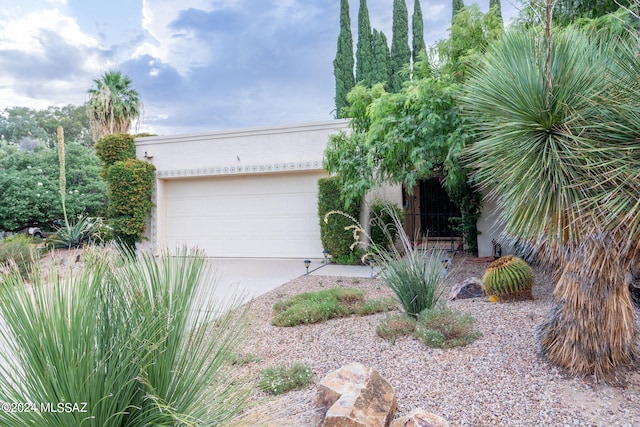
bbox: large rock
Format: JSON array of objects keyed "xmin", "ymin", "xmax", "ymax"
[
  {"xmin": 449, "ymin": 277, "xmax": 484, "ymax": 300},
  {"xmin": 317, "ymin": 362, "xmax": 396, "ymax": 427},
  {"xmin": 391, "ymin": 409, "xmax": 450, "ymax": 427}
]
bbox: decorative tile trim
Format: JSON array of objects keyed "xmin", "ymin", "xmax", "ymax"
[{"xmin": 156, "ymin": 160, "xmax": 323, "ymax": 178}]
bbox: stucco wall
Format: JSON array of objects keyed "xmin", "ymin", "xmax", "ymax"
[{"xmin": 476, "ymin": 190, "xmax": 514, "ymax": 258}]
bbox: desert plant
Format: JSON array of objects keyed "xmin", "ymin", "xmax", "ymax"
[
  {"xmin": 369, "ymin": 200, "xmax": 403, "ymax": 250},
  {"xmin": 46, "ymin": 216, "xmax": 106, "ymax": 249},
  {"xmin": 0, "ymin": 247, "xmax": 251, "ymax": 426},
  {"xmin": 414, "ymin": 307, "xmax": 481, "ymax": 348},
  {"xmin": 258, "ymin": 363, "xmax": 313, "ymax": 395},
  {"xmin": 376, "ymin": 313, "xmax": 417, "ymax": 340},
  {"xmin": 0, "ymin": 234, "xmax": 38, "ymax": 278},
  {"xmin": 463, "ymin": 27, "xmax": 640, "ymax": 379},
  {"xmin": 482, "ymin": 255, "xmax": 534, "ymax": 301}
]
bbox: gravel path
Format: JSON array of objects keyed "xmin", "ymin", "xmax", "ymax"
[{"xmin": 236, "ymin": 257, "xmax": 640, "ymax": 427}]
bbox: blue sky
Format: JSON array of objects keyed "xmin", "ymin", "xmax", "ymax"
[{"xmin": 0, "ymin": 0, "xmax": 519, "ymax": 136}]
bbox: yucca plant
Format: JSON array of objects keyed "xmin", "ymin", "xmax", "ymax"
[
  {"xmin": 46, "ymin": 216, "xmax": 106, "ymax": 249},
  {"xmin": 462, "ymin": 27, "xmax": 640, "ymax": 380},
  {"xmin": 0, "ymin": 247, "xmax": 251, "ymax": 426}
]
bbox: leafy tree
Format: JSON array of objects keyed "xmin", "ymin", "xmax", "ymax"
[
  {"xmin": 334, "ymin": 0, "xmax": 355, "ymax": 118},
  {"xmin": 554, "ymin": 0, "xmax": 633, "ymax": 25},
  {"xmin": 438, "ymin": 4, "xmax": 504, "ymax": 80},
  {"xmin": 452, "ymin": 0, "xmax": 465, "ymax": 19},
  {"xmin": 489, "ymin": 0, "xmax": 503, "ymax": 28},
  {"xmin": 389, "ymin": 0, "xmax": 411, "ymax": 93},
  {"xmin": 356, "ymin": 0, "xmax": 374, "ymax": 86},
  {"xmin": 462, "ymin": 27, "xmax": 640, "ymax": 380},
  {"xmin": 0, "ymin": 107, "xmax": 49, "ymax": 147},
  {"xmin": 371, "ymin": 29, "xmax": 391, "ymax": 87},
  {"xmin": 0, "ymin": 142, "xmax": 107, "ymax": 231},
  {"xmin": 87, "ymin": 70, "xmax": 142, "ymax": 142},
  {"xmin": 412, "ymin": 0, "xmax": 426, "ymax": 64}
]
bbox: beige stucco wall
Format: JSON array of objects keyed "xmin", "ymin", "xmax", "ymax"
[
  {"xmin": 135, "ymin": 120, "xmax": 350, "ymax": 254},
  {"xmin": 476, "ymin": 190, "xmax": 514, "ymax": 258}
]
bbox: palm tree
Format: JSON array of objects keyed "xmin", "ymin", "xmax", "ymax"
[
  {"xmin": 462, "ymin": 28, "xmax": 640, "ymax": 381},
  {"xmin": 87, "ymin": 70, "xmax": 142, "ymax": 142}
]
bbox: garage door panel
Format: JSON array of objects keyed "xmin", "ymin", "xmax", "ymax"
[{"xmin": 163, "ymin": 172, "xmax": 324, "ymax": 257}]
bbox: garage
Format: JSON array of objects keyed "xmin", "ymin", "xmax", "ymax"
[{"xmin": 162, "ymin": 171, "xmax": 325, "ymax": 258}]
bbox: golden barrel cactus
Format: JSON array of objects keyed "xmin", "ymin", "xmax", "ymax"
[{"xmin": 482, "ymin": 256, "xmax": 534, "ymax": 301}]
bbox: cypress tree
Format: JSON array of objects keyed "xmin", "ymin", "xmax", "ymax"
[
  {"xmin": 371, "ymin": 29, "xmax": 391, "ymax": 86},
  {"xmin": 356, "ymin": 0, "xmax": 374, "ymax": 86},
  {"xmin": 389, "ymin": 0, "xmax": 411, "ymax": 93},
  {"xmin": 452, "ymin": 0, "xmax": 465, "ymax": 19},
  {"xmin": 489, "ymin": 0, "xmax": 503, "ymax": 28},
  {"xmin": 334, "ymin": 0, "xmax": 355, "ymax": 118},
  {"xmin": 412, "ymin": 0, "xmax": 426, "ymax": 64}
]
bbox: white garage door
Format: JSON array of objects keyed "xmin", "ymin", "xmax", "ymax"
[{"xmin": 164, "ymin": 171, "xmax": 325, "ymax": 258}]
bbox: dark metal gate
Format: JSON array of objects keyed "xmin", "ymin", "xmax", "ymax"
[{"xmin": 403, "ymin": 177, "xmax": 462, "ymax": 245}]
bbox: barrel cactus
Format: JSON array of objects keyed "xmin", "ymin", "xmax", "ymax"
[{"xmin": 482, "ymin": 255, "xmax": 534, "ymax": 301}]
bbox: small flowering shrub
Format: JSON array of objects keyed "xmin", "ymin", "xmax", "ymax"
[
  {"xmin": 258, "ymin": 363, "xmax": 313, "ymax": 395},
  {"xmin": 414, "ymin": 307, "xmax": 481, "ymax": 349},
  {"xmin": 376, "ymin": 313, "xmax": 417, "ymax": 341}
]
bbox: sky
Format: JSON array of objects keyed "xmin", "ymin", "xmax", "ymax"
[{"xmin": 0, "ymin": 0, "xmax": 520, "ymax": 136}]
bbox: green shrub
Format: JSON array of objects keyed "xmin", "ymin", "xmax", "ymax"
[
  {"xmin": 482, "ymin": 255, "xmax": 534, "ymax": 301},
  {"xmin": 272, "ymin": 288, "xmax": 365, "ymax": 327},
  {"xmin": 258, "ymin": 363, "xmax": 313, "ymax": 395},
  {"xmin": 106, "ymin": 158, "xmax": 155, "ymax": 248},
  {"xmin": 94, "ymin": 133, "xmax": 136, "ymax": 178},
  {"xmin": 376, "ymin": 313, "xmax": 417, "ymax": 340},
  {"xmin": 369, "ymin": 200, "xmax": 403, "ymax": 250},
  {"xmin": 0, "ymin": 234, "xmax": 37, "ymax": 277},
  {"xmin": 0, "ymin": 248, "xmax": 251, "ymax": 426},
  {"xmin": 357, "ymin": 297, "xmax": 397, "ymax": 316},
  {"xmin": 318, "ymin": 177, "xmax": 362, "ymax": 259},
  {"xmin": 271, "ymin": 288, "xmax": 392, "ymax": 327},
  {"xmin": 331, "ymin": 248, "xmax": 365, "ymax": 265},
  {"xmin": 414, "ymin": 307, "xmax": 481, "ymax": 348}
]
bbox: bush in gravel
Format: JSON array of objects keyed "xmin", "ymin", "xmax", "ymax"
[
  {"xmin": 271, "ymin": 288, "xmax": 394, "ymax": 327},
  {"xmin": 376, "ymin": 313, "xmax": 417, "ymax": 340},
  {"xmin": 259, "ymin": 363, "xmax": 313, "ymax": 395},
  {"xmin": 357, "ymin": 297, "xmax": 397, "ymax": 316},
  {"xmin": 0, "ymin": 234, "xmax": 38, "ymax": 277},
  {"xmin": 414, "ymin": 307, "xmax": 481, "ymax": 348}
]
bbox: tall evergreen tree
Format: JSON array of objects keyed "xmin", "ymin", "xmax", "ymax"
[
  {"xmin": 452, "ymin": 0, "xmax": 465, "ymax": 19},
  {"xmin": 334, "ymin": 0, "xmax": 355, "ymax": 118},
  {"xmin": 412, "ymin": 0, "xmax": 426, "ymax": 64},
  {"xmin": 489, "ymin": 0, "xmax": 503, "ymax": 28},
  {"xmin": 371, "ymin": 29, "xmax": 391, "ymax": 86},
  {"xmin": 356, "ymin": 0, "xmax": 374, "ymax": 86},
  {"xmin": 389, "ymin": 0, "xmax": 411, "ymax": 92}
]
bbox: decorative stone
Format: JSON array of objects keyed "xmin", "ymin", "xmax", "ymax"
[
  {"xmin": 449, "ymin": 277, "xmax": 485, "ymax": 300},
  {"xmin": 390, "ymin": 409, "xmax": 450, "ymax": 427},
  {"xmin": 317, "ymin": 362, "xmax": 396, "ymax": 427}
]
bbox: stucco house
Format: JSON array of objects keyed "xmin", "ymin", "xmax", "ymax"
[{"xmin": 135, "ymin": 119, "xmax": 507, "ymax": 258}]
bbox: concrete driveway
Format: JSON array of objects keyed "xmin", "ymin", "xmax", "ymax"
[{"xmin": 203, "ymin": 258, "xmax": 322, "ymax": 307}]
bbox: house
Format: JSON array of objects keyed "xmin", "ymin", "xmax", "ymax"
[{"xmin": 136, "ymin": 119, "xmax": 507, "ymax": 258}]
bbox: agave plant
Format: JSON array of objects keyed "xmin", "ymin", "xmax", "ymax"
[
  {"xmin": 462, "ymin": 27, "xmax": 640, "ymax": 380},
  {"xmin": 47, "ymin": 216, "xmax": 106, "ymax": 249},
  {"xmin": 0, "ymin": 247, "xmax": 251, "ymax": 426}
]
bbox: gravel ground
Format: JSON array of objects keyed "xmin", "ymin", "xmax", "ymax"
[{"xmin": 236, "ymin": 256, "xmax": 640, "ymax": 427}]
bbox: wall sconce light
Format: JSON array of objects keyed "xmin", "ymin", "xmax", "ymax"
[
  {"xmin": 304, "ymin": 259, "xmax": 311, "ymax": 275},
  {"xmin": 143, "ymin": 150, "xmax": 153, "ymax": 159},
  {"xmin": 367, "ymin": 259, "xmax": 376, "ymax": 278},
  {"xmin": 323, "ymin": 249, "xmax": 329, "ymax": 265}
]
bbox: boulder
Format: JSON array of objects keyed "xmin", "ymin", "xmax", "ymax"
[
  {"xmin": 317, "ymin": 362, "xmax": 396, "ymax": 427},
  {"xmin": 449, "ymin": 277, "xmax": 485, "ymax": 300},
  {"xmin": 391, "ymin": 409, "xmax": 450, "ymax": 427}
]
